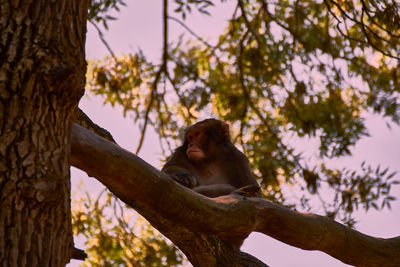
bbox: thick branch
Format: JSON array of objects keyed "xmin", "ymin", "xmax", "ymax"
[{"xmin": 70, "ymin": 123, "xmax": 400, "ymax": 267}]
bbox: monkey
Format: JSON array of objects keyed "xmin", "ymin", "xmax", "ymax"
[
  {"xmin": 162, "ymin": 118, "xmax": 261, "ymax": 198},
  {"xmin": 162, "ymin": 119, "xmax": 262, "ymax": 249}
]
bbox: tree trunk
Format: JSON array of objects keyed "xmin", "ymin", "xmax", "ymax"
[{"xmin": 0, "ymin": 1, "xmax": 88, "ymax": 266}]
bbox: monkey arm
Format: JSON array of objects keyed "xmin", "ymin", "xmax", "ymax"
[
  {"xmin": 162, "ymin": 148, "xmax": 199, "ymax": 188},
  {"xmin": 162, "ymin": 163, "xmax": 198, "ymax": 189},
  {"xmin": 165, "ymin": 169, "xmax": 198, "ymax": 189},
  {"xmin": 193, "ymin": 184, "xmax": 236, "ymax": 198}
]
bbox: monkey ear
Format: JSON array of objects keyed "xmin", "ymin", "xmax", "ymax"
[{"xmin": 221, "ymin": 122, "xmax": 230, "ymax": 138}]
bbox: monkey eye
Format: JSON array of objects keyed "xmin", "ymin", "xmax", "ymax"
[{"xmin": 187, "ymin": 130, "xmax": 201, "ymax": 142}]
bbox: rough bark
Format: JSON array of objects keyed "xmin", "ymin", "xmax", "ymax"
[
  {"xmin": 71, "ymin": 123, "xmax": 400, "ymax": 267},
  {"xmin": 0, "ymin": 1, "xmax": 88, "ymax": 266}
]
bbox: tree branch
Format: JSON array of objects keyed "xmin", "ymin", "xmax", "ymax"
[
  {"xmin": 70, "ymin": 123, "xmax": 400, "ymax": 267},
  {"xmin": 75, "ymin": 107, "xmax": 116, "ymax": 143}
]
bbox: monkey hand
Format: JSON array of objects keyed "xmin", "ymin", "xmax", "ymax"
[
  {"xmin": 231, "ymin": 185, "xmax": 261, "ymax": 198},
  {"xmin": 170, "ymin": 171, "xmax": 198, "ymax": 189}
]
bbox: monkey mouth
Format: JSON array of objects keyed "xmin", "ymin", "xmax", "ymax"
[{"xmin": 187, "ymin": 148, "xmax": 201, "ymax": 154}]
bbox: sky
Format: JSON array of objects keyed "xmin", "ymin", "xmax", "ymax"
[{"xmin": 69, "ymin": 1, "xmax": 400, "ymax": 266}]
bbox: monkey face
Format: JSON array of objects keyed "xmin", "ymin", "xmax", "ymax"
[
  {"xmin": 184, "ymin": 119, "xmax": 230, "ymax": 163},
  {"xmin": 185, "ymin": 127, "xmax": 207, "ymax": 162}
]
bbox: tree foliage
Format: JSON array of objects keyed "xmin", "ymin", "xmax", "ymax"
[
  {"xmin": 72, "ymin": 188, "xmax": 185, "ymax": 266},
  {"xmin": 88, "ymin": 0, "xmax": 126, "ymax": 29},
  {"xmin": 77, "ymin": 0, "xmax": 400, "ymax": 265}
]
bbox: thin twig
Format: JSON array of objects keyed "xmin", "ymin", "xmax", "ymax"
[
  {"xmin": 359, "ymin": 0, "xmax": 400, "ymax": 38},
  {"xmin": 238, "ymin": 0, "xmax": 263, "ymax": 47},
  {"xmin": 89, "ymin": 20, "xmax": 118, "ymax": 61},
  {"xmin": 325, "ymin": 0, "xmax": 399, "ymax": 59},
  {"xmin": 135, "ymin": 0, "xmax": 169, "ymax": 154},
  {"xmin": 168, "ymin": 16, "xmax": 216, "ymax": 49},
  {"xmin": 166, "ymin": 72, "xmax": 196, "ymax": 119}
]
